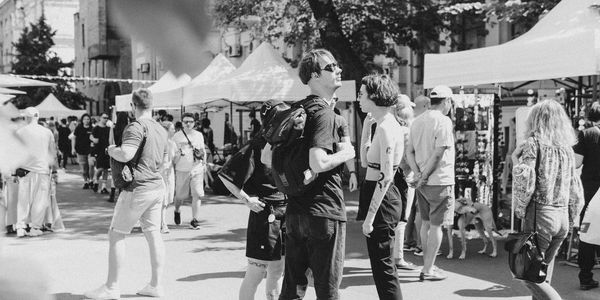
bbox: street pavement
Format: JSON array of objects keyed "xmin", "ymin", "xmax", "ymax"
[{"xmin": 2, "ymin": 166, "xmax": 600, "ymax": 300}]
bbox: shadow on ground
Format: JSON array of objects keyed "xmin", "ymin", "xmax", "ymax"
[{"xmin": 177, "ymin": 271, "xmax": 245, "ymax": 282}]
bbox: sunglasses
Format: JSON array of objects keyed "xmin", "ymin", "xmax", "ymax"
[
  {"xmin": 101, "ymin": 116, "xmax": 108, "ymax": 119},
  {"xmin": 322, "ymin": 62, "xmax": 340, "ymax": 72},
  {"xmin": 183, "ymin": 120, "xmax": 195, "ymax": 124}
]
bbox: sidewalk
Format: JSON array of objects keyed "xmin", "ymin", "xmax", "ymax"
[{"xmin": 2, "ymin": 166, "xmax": 599, "ymax": 299}]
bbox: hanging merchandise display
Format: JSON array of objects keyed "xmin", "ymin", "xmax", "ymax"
[
  {"xmin": 8, "ymin": 74, "xmax": 156, "ymax": 85},
  {"xmin": 452, "ymin": 94, "xmax": 501, "ymax": 214}
]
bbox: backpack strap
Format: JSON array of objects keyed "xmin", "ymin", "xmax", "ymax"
[{"xmin": 128, "ymin": 120, "xmax": 148, "ymax": 169}]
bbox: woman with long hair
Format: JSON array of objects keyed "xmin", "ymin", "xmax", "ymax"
[
  {"xmin": 358, "ymin": 74, "xmax": 406, "ymax": 300},
  {"xmin": 512, "ymin": 99, "xmax": 584, "ymax": 299},
  {"xmin": 107, "ymin": 112, "xmax": 130, "ymax": 202},
  {"xmin": 218, "ymin": 100, "xmax": 288, "ymax": 300},
  {"xmin": 71, "ymin": 113, "xmax": 94, "ymax": 189}
]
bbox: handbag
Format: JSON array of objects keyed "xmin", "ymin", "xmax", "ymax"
[
  {"xmin": 182, "ymin": 129, "xmax": 204, "ymax": 162},
  {"xmin": 505, "ymin": 138, "xmax": 548, "ymax": 283},
  {"xmin": 579, "ymin": 187, "xmax": 600, "ymax": 246},
  {"xmin": 110, "ymin": 122, "xmax": 147, "ymax": 189}
]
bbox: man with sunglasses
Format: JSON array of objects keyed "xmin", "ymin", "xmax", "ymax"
[
  {"xmin": 91, "ymin": 113, "xmax": 111, "ymax": 194},
  {"xmin": 172, "ymin": 112, "xmax": 206, "ymax": 229},
  {"xmin": 278, "ymin": 49, "xmax": 355, "ymax": 300}
]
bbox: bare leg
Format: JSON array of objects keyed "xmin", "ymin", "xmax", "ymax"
[
  {"xmin": 143, "ymin": 230, "xmax": 165, "ymax": 287},
  {"xmin": 475, "ymin": 221, "xmax": 489, "ymax": 255},
  {"xmin": 445, "ymin": 225, "xmax": 454, "ymax": 259},
  {"xmin": 239, "ymin": 260, "xmax": 267, "ymax": 300},
  {"xmin": 191, "ymin": 197, "xmax": 201, "ymax": 221},
  {"xmin": 106, "ymin": 230, "xmax": 126, "ymax": 289},
  {"xmin": 393, "ymin": 222, "xmax": 407, "ymax": 263},
  {"xmin": 422, "ymin": 223, "xmax": 443, "ymax": 274},
  {"xmin": 459, "ymin": 220, "xmax": 468, "ymax": 260},
  {"xmin": 265, "ymin": 259, "xmax": 284, "ymax": 300}
]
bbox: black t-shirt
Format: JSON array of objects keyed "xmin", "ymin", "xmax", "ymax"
[
  {"xmin": 92, "ymin": 126, "xmax": 111, "ymax": 156},
  {"xmin": 219, "ymin": 138, "xmax": 285, "ymax": 201},
  {"xmin": 573, "ymin": 125, "xmax": 600, "ymax": 184},
  {"xmin": 74, "ymin": 125, "xmax": 93, "ymax": 155},
  {"xmin": 286, "ymin": 96, "xmax": 347, "ymax": 222},
  {"xmin": 250, "ymin": 118, "xmax": 261, "ymax": 139},
  {"xmin": 57, "ymin": 126, "xmax": 71, "ymax": 150}
]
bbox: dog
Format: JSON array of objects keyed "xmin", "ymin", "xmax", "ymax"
[{"xmin": 447, "ymin": 198, "xmax": 498, "ymax": 260}]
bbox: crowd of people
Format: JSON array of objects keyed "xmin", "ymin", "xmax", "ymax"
[{"xmin": 1, "ymin": 48, "xmax": 598, "ymax": 300}]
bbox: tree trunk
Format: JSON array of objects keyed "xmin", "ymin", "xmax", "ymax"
[{"xmin": 306, "ymin": 0, "xmax": 366, "ymax": 120}]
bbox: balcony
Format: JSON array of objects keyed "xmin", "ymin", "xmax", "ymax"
[{"xmin": 88, "ymin": 39, "xmax": 120, "ymax": 59}]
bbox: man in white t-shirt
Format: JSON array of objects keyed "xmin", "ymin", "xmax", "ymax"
[
  {"xmin": 406, "ymin": 85, "xmax": 455, "ymax": 281},
  {"xmin": 172, "ymin": 113, "xmax": 206, "ymax": 229},
  {"xmin": 15, "ymin": 107, "xmax": 58, "ymax": 237}
]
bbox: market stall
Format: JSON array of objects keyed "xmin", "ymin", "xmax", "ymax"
[
  {"xmin": 115, "ymin": 71, "xmax": 190, "ymax": 111},
  {"xmin": 35, "ymin": 93, "xmax": 86, "ymax": 119}
]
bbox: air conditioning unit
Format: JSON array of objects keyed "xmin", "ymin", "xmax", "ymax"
[{"xmin": 228, "ymin": 44, "xmax": 242, "ymax": 57}]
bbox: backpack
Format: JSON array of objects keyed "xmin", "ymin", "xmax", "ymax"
[{"xmin": 263, "ymin": 96, "xmax": 329, "ymax": 196}]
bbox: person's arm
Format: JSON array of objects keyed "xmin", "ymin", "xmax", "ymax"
[
  {"xmin": 48, "ymin": 133, "xmax": 58, "ymax": 180},
  {"xmin": 108, "ymin": 127, "xmax": 115, "ymax": 146},
  {"xmin": 569, "ymin": 156, "xmax": 585, "ymax": 226},
  {"xmin": 308, "ymin": 112, "xmax": 355, "ymax": 173},
  {"xmin": 90, "ymin": 127, "xmax": 99, "ymax": 144},
  {"xmin": 309, "ymin": 146, "xmax": 355, "ymax": 174},
  {"xmin": 575, "ymin": 154, "xmax": 583, "ymax": 169},
  {"xmin": 360, "ymin": 114, "xmax": 375, "ymax": 168},
  {"xmin": 70, "ymin": 128, "xmax": 77, "ymax": 154},
  {"xmin": 362, "ymin": 126, "xmax": 397, "ymax": 237},
  {"xmin": 417, "ymin": 146, "xmax": 448, "ymax": 187},
  {"xmin": 218, "ymin": 175, "xmax": 265, "ymax": 212},
  {"xmin": 512, "ymin": 138, "xmax": 537, "ymax": 219},
  {"xmin": 107, "ymin": 124, "xmax": 138, "ymax": 163},
  {"xmin": 416, "ymin": 119, "xmax": 453, "ymax": 187}
]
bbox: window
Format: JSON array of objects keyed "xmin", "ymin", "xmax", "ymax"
[{"xmin": 81, "ymin": 24, "xmax": 85, "ymax": 47}]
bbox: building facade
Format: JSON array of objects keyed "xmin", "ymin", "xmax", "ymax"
[
  {"xmin": 74, "ymin": 0, "xmax": 131, "ymax": 115},
  {"xmin": 0, "ymin": 0, "xmax": 78, "ymax": 73}
]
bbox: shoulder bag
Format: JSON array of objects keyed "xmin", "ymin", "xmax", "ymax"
[
  {"xmin": 504, "ymin": 138, "xmax": 548, "ymax": 283},
  {"xmin": 182, "ymin": 130, "xmax": 204, "ymax": 162},
  {"xmin": 110, "ymin": 121, "xmax": 147, "ymax": 189}
]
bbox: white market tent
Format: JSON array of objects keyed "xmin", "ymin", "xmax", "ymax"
[
  {"xmin": 183, "ymin": 53, "xmax": 237, "ymax": 107},
  {"xmin": 184, "ymin": 42, "xmax": 356, "ymax": 107},
  {"xmin": 35, "ymin": 93, "xmax": 86, "ymax": 119},
  {"xmin": 423, "ymin": 0, "xmax": 600, "ymax": 88},
  {"xmin": 0, "ymin": 94, "xmax": 15, "ymax": 103},
  {"xmin": 0, "ymin": 87, "xmax": 25, "ymax": 94},
  {"xmin": 115, "ymin": 71, "xmax": 191, "ymax": 111},
  {"xmin": 0, "ymin": 74, "xmax": 55, "ymax": 87}
]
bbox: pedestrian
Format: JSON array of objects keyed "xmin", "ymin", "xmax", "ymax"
[
  {"xmin": 57, "ymin": 119, "xmax": 72, "ymax": 169},
  {"xmin": 14, "ymin": 107, "xmax": 58, "ymax": 237},
  {"xmin": 172, "ymin": 113, "xmax": 206, "ymax": 230},
  {"xmin": 160, "ymin": 121, "xmax": 176, "ymax": 234},
  {"xmin": 107, "ymin": 112, "xmax": 130, "ymax": 203},
  {"xmin": 85, "ymin": 88, "xmax": 168, "ymax": 299},
  {"xmin": 218, "ymin": 100, "xmax": 289, "ymax": 300},
  {"xmin": 90, "ymin": 113, "xmax": 111, "ymax": 194},
  {"xmin": 406, "ymin": 85, "xmax": 455, "ymax": 281},
  {"xmin": 357, "ymin": 74, "xmax": 406, "ymax": 299},
  {"xmin": 573, "ymin": 102, "xmax": 600, "ymax": 290},
  {"xmin": 511, "ymin": 99, "xmax": 584, "ymax": 299},
  {"xmin": 391, "ymin": 95, "xmax": 419, "ymax": 271},
  {"xmin": 248, "ymin": 109, "xmax": 261, "ymax": 140},
  {"xmin": 71, "ymin": 114, "xmax": 94, "ymax": 189},
  {"xmin": 200, "ymin": 118, "xmax": 216, "ymax": 161},
  {"xmin": 277, "ymin": 49, "xmax": 355, "ymax": 300}
]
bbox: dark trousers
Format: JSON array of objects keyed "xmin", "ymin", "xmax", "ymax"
[
  {"xmin": 366, "ymin": 224, "xmax": 403, "ymax": 300},
  {"xmin": 280, "ymin": 214, "xmax": 345, "ymax": 300},
  {"xmin": 579, "ymin": 181, "xmax": 600, "ymax": 283},
  {"xmin": 60, "ymin": 149, "xmax": 70, "ymax": 168},
  {"xmin": 404, "ymin": 200, "xmax": 418, "ymax": 247}
]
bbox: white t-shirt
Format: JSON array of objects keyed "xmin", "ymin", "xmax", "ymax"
[
  {"xmin": 172, "ymin": 129, "xmax": 205, "ymax": 172},
  {"xmin": 409, "ymin": 110, "xmax": 455, "ymax": 186},
  {"xmin": 16, "ymin": 122, "xmax": 55, "ymax": 174}
]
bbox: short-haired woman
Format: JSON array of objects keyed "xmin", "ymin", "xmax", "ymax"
[
  {"xmin": 71, "ymin": 113, "xmax": 94, "ymax": 189},
  {"xmin": 358, "ymin": 74, "xmax": 407, "ymax": 300},
  {"xmin": 512, "ymin": 99, "xmax": 584, "ymax": 300}
]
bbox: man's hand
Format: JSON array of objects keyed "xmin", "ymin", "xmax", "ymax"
[
  {"xmin": 415, "ymin": 176, "xmax": 428, "ymax": 189},
  {"xmin": 245, "ymin": 196, "xmax": 265, "ymax": 213},
  {"xmin": 362, "ymin": 220, "xmax": 374, "ymax": 237},
  {"xmin": 348, "ymin": 173, "xmax": 357, "ymax": 192}
]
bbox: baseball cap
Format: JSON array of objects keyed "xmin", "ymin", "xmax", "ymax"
[
  {"xmin": 429, "ymin": 85, "xmax": 453, "ymax": 99},
  {"xmin": 397, "ymin": 94, "xmax": 416, "ymax": 108},
  {"xmin": 22, "ymin": 107, "xmax": 39, "ymax": 118}
]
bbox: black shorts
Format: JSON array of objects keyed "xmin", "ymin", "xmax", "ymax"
[
  {"xmin": 95, "ymin": 153, "xmax": 110, "ymax": 169},
  {"xmin": 357, "ymin": 180, "xmax": 402, "ymax": 227},
  {"xmin": 246, "ymin": 200, "xmax": 287, "ymax": 261}
]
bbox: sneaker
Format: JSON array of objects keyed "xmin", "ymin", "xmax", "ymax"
[
  {"xmin": 174, "ymin": 211, "xmax": 181, "ymax": 225},
  {"xmin": 136, "ymin": 283, "xmax": 164, "ymax": 297},
  {"xmin": 83, "ymin": 182, "xmax": 90, "ymax": 189},
  {"xmin": 5, "ymin": 225, "xmax": 16, "ymax": 235},
  {"xmin": 28, "ymin": 228, "xmax": 43, "ymax": 237},
  {"xmin": 419, "ymin": 268, "xmax": 448, "ymax": 281},
  {"xmin": 190, "ymin": 219, "xmax": 200, "ymax": 230},
  {"xmin": 161, "ymin": 226, "xmax": 170, "ymax": 234},
  {"xmin": 100, "ymin": 188, "xmax": 109, "ymax": 194},
  {"xmin": 404, "ymin": 245, "xmax": 418, "ymax": 252},
  {"xmin": 414, "ymin": 248, "xmax": 442, "ymax": 257},
  {"xmin": 84, "ymin": 284, "xmax": 120, "ymax": 300},
  {"xmin": 16, "ymin": 228, "xmax": 27, "ymax": 237},
  {"xmin": 92, "ymin": 183, "xmax": 99, "ymax": 193},
  {"xmin": 41, "ymin": 223, "xmax": 53, "ymax": 232},
  {"xmin": 396, "ymin": 261, "xmax": 419, "ymax": 270},
  {"xmin": 580, "ymin": 279, "xmax": 599, "ymax": 290}
]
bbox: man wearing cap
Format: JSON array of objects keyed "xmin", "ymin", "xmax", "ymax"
[
  {"xmin": 14, "ymin": 107, "xmax": 58, "ymax": 237},
  {"xmin": 406, "ymin": 85, "xmax": 455, "ymax": 281}
]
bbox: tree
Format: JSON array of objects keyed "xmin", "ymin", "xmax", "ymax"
[{"xmin": 11, "ymin": 15, "xmax": 90, "ymax": 109}]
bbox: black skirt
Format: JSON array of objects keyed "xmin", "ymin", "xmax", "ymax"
[
  {"xmin": 357, "ymin": 180, "xmax": 402, "ymax": 227},
  {"xmin": 246, "ymin": 200, "xmax": 287, "ymax": 261}
]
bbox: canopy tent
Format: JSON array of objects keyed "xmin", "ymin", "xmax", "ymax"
[
  {"xmin": 0, "ymin": 74, "xmax": 55, "ymax": 87},
  {"xmin": 35, "ymin": 93, "xmax": 86, "ymax": 119},
  {"xmin": 0, "ymin": 94, "xmax": 15, "ymax": 104},
  {"xmin": 184, "ymin": 42, "xmax": 356, "ymax": 107},
  {"xmin": 115, "ymin": 71, "xmax": 191, "ymax": 111},
  {"xmin": 0, "ymin": 87, "xmax": 25, "ymax": 94},
  {"xmin": 423, "ymin": 0, "xmax": 600, "ymax": 88},
  {"xmin": 182, "ymin": 53, "xmax": 237, "ymax": 107}
]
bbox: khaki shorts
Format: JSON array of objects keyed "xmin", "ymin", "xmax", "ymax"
[
  {"xmin": 416, "ymin": 185, "xmax": 454, "ymax": 226},
  {"xmin": 110, "ymin": 185, "xmax": 165, "ymax": 234},
  {"xmin": 175, "ymin": 165, "xmax": 205, "ymax": 202}
]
